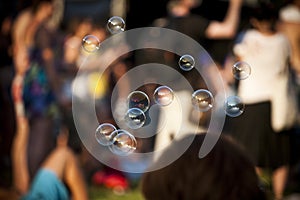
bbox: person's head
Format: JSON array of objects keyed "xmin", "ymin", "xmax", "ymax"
[
  {"xmin": 141, "ymin": 133, "xmax": 266, "ymax": 200},
  {"xmin": 167, "ymin": 0, "xmax": 201, "ymax": 16},
  {"xmin": 250, "ymin": 2, "xmax": 279, "ymax": 33}
]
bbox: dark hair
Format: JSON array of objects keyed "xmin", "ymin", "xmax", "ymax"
[
  {"xmin": 141, "ymin": 133, "xmax": 266, "ymax": 200},
  {"xmin": 250, "ymin": 2, "xmax": 279, "ymax": 22}
]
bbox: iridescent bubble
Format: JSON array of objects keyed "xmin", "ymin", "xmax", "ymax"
[
  {"xmin": 82, "ymin": 35, "xmax": 100, "ymax": 53},
  {"xmin": 232, "ymin": 61, "xmax": 251, "ymax": 80},
  {"xmin": 108, "ymin": 129, "xmax": 137, "ymax": 156},
  {"xmin": 179, "ymin": 54, "xmax": 195, "ymax": 71},
  {"xmin": 107, "ymin": 16, "xmax": 126, "ymax": 34},
  {"xmin": 153, "ymin": 85, "xmax": 174, "ymax": 106},
  {"xmin": 191, "ymin": 89, "xmax": 214, "ymax": 112},
  {"xmin": 95, "ymin": 123, "xmax": 117, "ymax": 146},
  {"xmin": 124, "ymin": 108, "xmax": 146, "ymax": 129},
  {"xmin": 224, "ymin": 96, "xmax": 245, "ymax": 117},
  {"xmin": 127, "ymin": 91, "xmax": 150, "ymax": 112}
]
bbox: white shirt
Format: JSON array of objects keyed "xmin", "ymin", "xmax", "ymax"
[{"xmin": 233, "ymin": 29, "xmax": 291, "ymax": 104}]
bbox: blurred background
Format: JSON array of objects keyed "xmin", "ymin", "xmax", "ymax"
[{"xmin": 0, "ymin": 0, "xmax": 300, "ymax": 199}]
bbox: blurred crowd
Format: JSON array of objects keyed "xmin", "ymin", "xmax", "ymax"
[{"xmin": 0, "ymin": 0, "xmax": 300, "ymax": 199}]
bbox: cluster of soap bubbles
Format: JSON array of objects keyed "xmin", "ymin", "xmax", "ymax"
[
  {"xmin": 81, "ymin": 16, "xmax": 126, "ymax": 53},
  {"xmin": 178, "ymin": 55, "xmax": 251, "ymax": 117},
  {"xmin": 95, "ymin": 86, "xmax": 175, "ymax": 156},
  {"xmin": 82, "ymin": 16, "xmax": 137, "ymax": 156},
  {"xmin": 95, "ymin": 123, "xmax": 137, "ymax": 156},
  {"xmin": 226, "ymin": 60, "xmax": 251, "ymax": 117},
  {"xmin": 125, "ymin": 86, "xmax": 174, "ymax": 130},
  {"xmin": 84, "ymin": 16, "xmax": 252, "ymax": 156}
]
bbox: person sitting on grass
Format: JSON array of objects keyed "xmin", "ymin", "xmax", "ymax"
[{"xmin": 11, "ymin": 116, "xmax": 89, "ymax": 200}]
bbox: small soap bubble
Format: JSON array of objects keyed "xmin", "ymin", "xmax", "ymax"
[
  {"xmin": 95, "ymin": 123, "xmax": 117, "ymax": 146},
  {"xmin": 153, "ymin": 85, "xmax": 174, "ymax": 106},
  {"xmin": 232, "ymin": 61, "xmax": 251, "ymax": 80},
  {"xmin": 108, "ymin": 129, "xmax": 137, "ymax": 156},
  {"xmin": 224, "ymin": 96, "xmax": 245, "ymax": 117},
  {"xmin": 179, "ymin": 54, "xmax": 195, "ymax": 71},
  {"xmin": 127, "ymin": 91, "xmax": 150, "ymax": 112},
  {"xmin": 191, "ymin": 89, "xmax": 214, "ymax": 112},
  {"xmin": 82, "ymin": 35, "xmax": 100, "ymax": 53},
  {"xmin": 107, "ymin": 16, "xmax": 126, "ymax": 34},
  {"xmin": 124, "ymin": 108, "xmax": 146, "ymax": 129}
]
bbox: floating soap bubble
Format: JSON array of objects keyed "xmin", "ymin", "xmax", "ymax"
[
  {"xmin": 232, "ymin": 61, "xmax": 251, "ymax": 80},
  {"xmin": 95, "ymin": 123, "xmax": 117, "ymax": 146},
  {"xmin": 224, "ymin": 96, "xmax": 245, "ymax": 117},
  {"xmin": 124, "ymin": 108, "xmax": 146, "ymax": 129},
  {"xmin": 153, "ymin": 85, "xmax": 174, "ymax": 106},
  {"xmin": 107, "ymin": 16, "xmax": 126, "ymax": 34},
  {"xmin": 191, "ymin": 89, "xmax": 214, "ymax": 112},
  {"xmin": 179, "ymin": 54, "xmax": 195, "ymax": 71},
  {"xmin": 82, "ymin": 35, "xmax": 100, "ymax": 53},
  {"xmin": 127, "ymin": 91, "xmax": 150, "ymax": 112},
  {"xmin": 108, "ymin": 129, "xmax": 137, "ymax": 156}
]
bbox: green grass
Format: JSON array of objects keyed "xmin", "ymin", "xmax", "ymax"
[{"xmin": 89, "ymin": 185, "xmax": 144, "ymax": 200}]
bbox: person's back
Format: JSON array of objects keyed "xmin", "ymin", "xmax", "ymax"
[
  {"xmin": 234, "ymin": 29, "xmax": 290, "ymax": 103},
  {"xmin": 225, "ymin": 3, "xmax": 297, "ymax": 199}
]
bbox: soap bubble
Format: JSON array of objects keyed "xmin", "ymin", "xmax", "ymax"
[
  {"xmin": 179, "ymin": 54, "xmax": 195, "ymax": 71},
  {"xmin": 232, "ymin": 61, "xmax": 251, "ymax": 80},
  {"xmin": 191, "ymin": 89, "xmax": 214, "ymax": 112},
  {"xmin": 95, "ymin": 123, "xmax": 117, "ymax": 146},
  {"xmin": 224, "ymin": 96, "xmax": 245, "ymax": 117},
  {"xmin": 108, "ymin": 129, "xmax": 137, "ymax": 156},
  {"xmin": 107, "ymin": 16, "xmax": 126, "ymax": 34},
  {"xmin": 82, "ymin": 35, "xmax": 100, "ymax": 53},
  {"xmin": 124, "ymin": 108, "xmax": 146, "ymax": 129},
  {"xmin": 127, "ymin": 91, "xmax": 150, "ymax": 112},
  {"xmin": 153, "ymin": 85, "xmax": 174, "ymax": 106}
]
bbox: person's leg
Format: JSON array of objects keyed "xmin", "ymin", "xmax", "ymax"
[
  {"xmin": 63, "ymin": 148, "xmax": 89, "ymax": 200},
  {"xmin": 272, "ymin": 165, "xmax": 289, "ymax": 200},
  {"xmin": 41, "ymin": 146, "xmax": 89, "ymax": 200}
]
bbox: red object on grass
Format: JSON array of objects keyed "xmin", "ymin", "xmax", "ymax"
[{"xmin": 92, "ymin": 170, "xmax": 129, "ymax": 190}]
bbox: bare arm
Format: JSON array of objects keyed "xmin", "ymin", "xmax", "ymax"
[
  {"xmin": 205, "ymin": 0, "xmax": 243, "ymax": 39},
  {"xmin": 11, "ymin": 116, "xmax": 30, "ymax": 195}
]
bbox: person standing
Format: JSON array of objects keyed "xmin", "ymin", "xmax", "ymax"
[
  {"xmin": 11, "ymin": 0, "xmax": 64, "ymax": 182},
  {"xmin": 148, "ymin": 0, "xmax": 243, "ymax": 156},
  {"xmin": 225, "ymin": 3, "xmax": 298, "ymax": 199}
]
